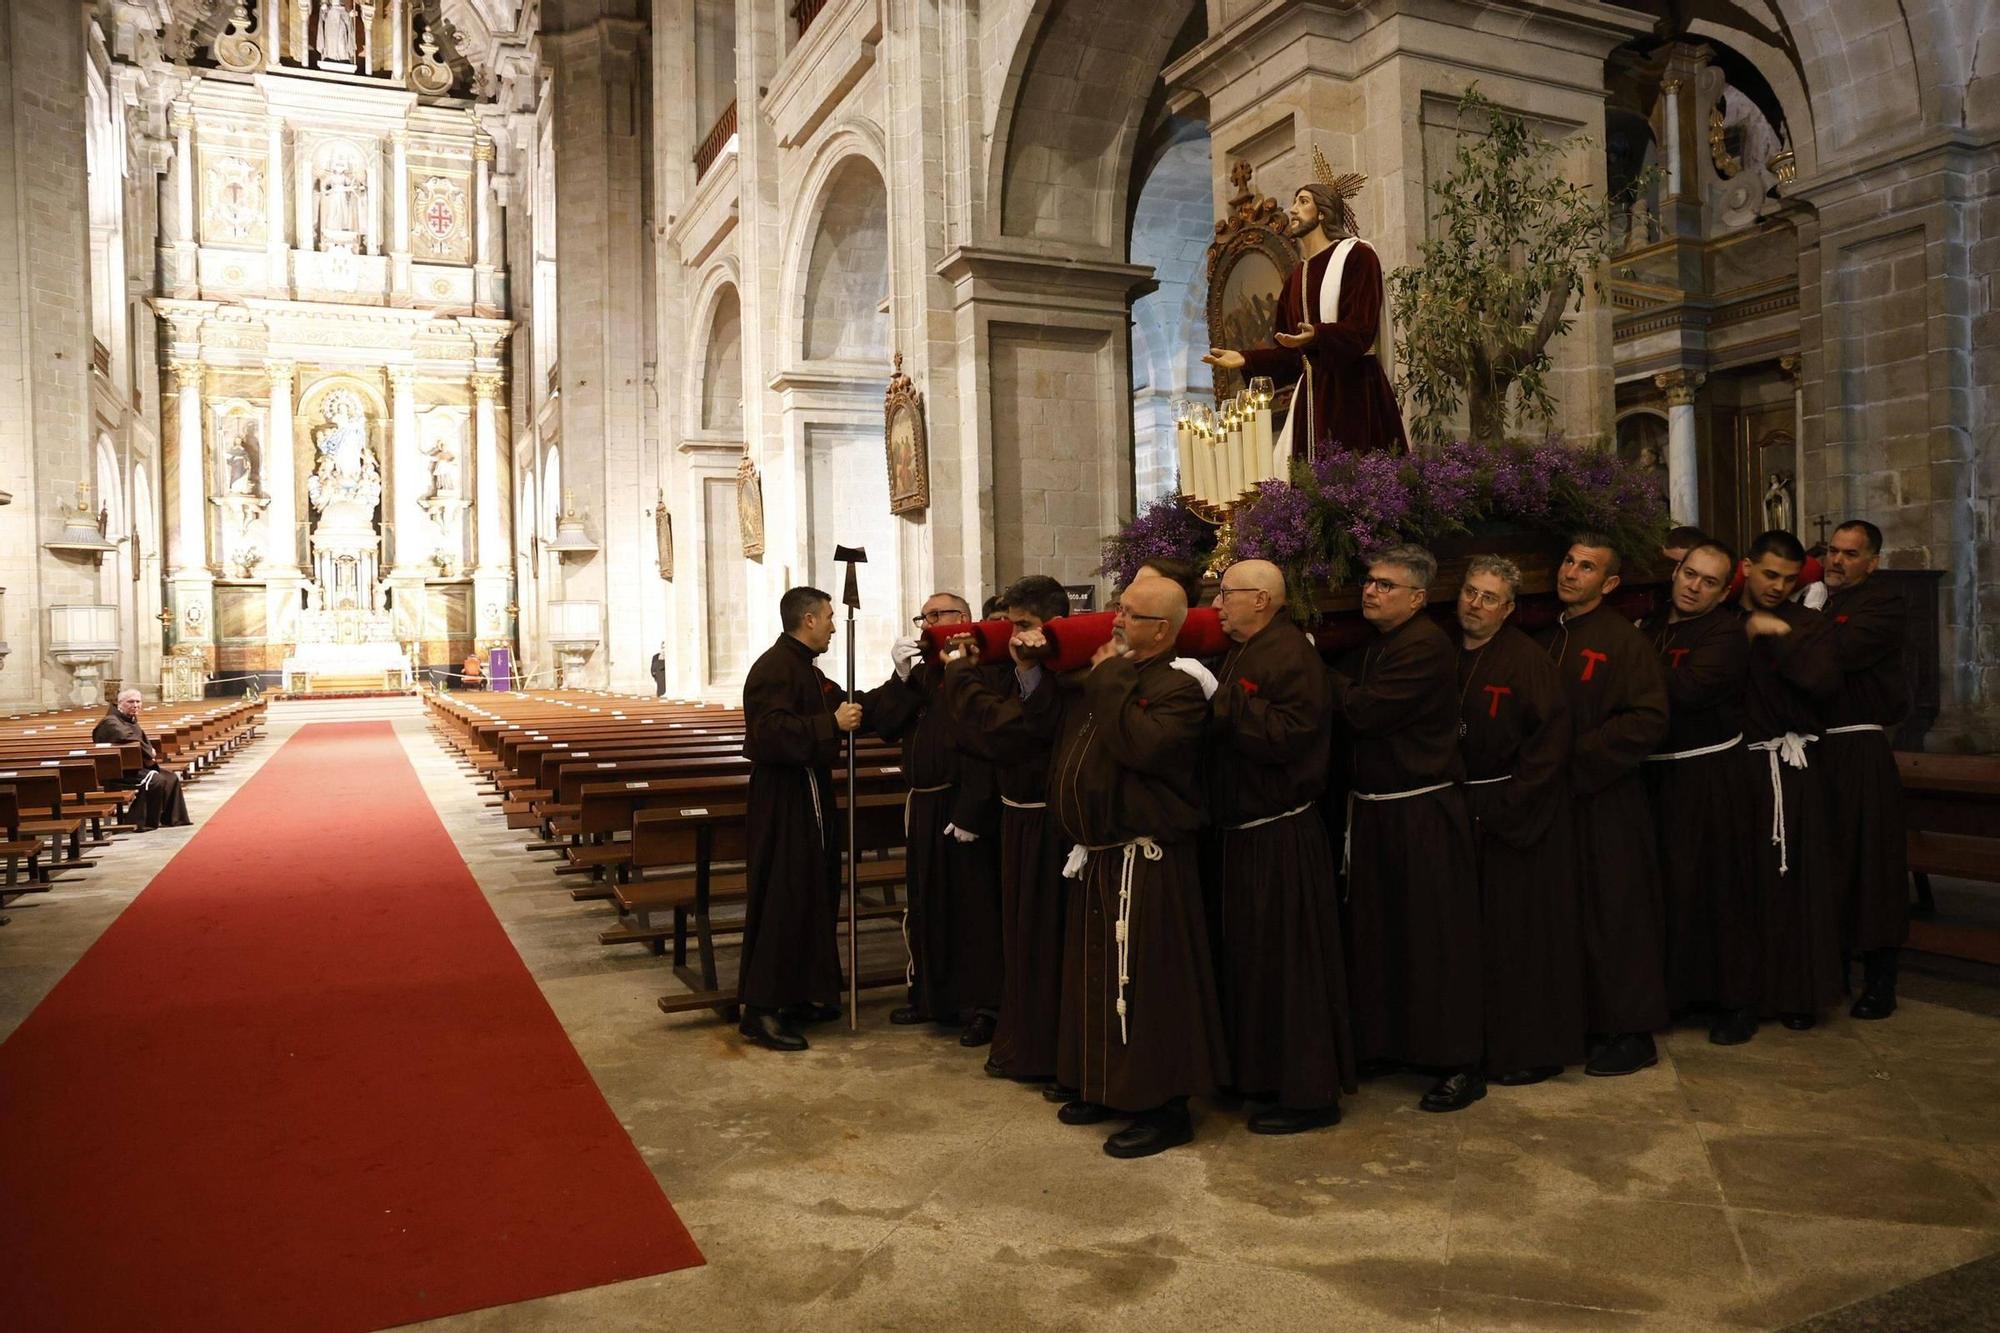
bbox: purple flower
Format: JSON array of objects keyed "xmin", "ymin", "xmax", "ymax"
[{"xmin": 1096, "ymin": 494, "xmax": 1215, "ymax": 586}]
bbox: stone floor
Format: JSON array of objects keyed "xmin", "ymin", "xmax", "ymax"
[{"xmin": 4, "ymin": 700, "xmax": 1999, "ymax": 1331}]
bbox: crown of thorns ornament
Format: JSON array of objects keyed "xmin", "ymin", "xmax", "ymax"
[{"xmin": 1310, "ymin": 145, "xmax": 1367, "ymax": 236}]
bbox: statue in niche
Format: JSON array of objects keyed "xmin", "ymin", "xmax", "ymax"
[
  {"xmin": 223, "ymin": 419, "xmax": 262, "ymax": 496},
  {"xmin": 315, "ymin": 0, "xmax": 361, "ymax": 68},
  {"xmin": 315, "ymin": 161, "xmax": 367, "ymax": 254},
  {"xmin": 1763, "ymin": 473, "xmax": 1796, "ymax": 535},
  {"xmin": 307, "ymin": 389, "xmax": 382, "ymax": 514},
  {"xmin": 425, "ymin": 437, "xmax": 462, "ymax": 501}
]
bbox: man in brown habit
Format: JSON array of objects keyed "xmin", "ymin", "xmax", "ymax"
[
  {"xmin": 1817, "ymin": 519, "xmax": 1910, "ymax": 1020},
  {"xmin": 1455, "ymin": 556, "xmax": 1584, "ymax": 1087},
  {"xmin": 1538, "ymin": 534, "xmax": 1670, "ymax": 1077},
  {"xmin": 1643, "ymin": 540, "xmax": 1763, "ymax": 1044},
  {"xmin": 1739, "ymin": 530, "xmax": 1845, "ymax": 1028},
  {"xmin": 1207, "ymin": 559, "xmax": 1353, "ymax": 1134},
  {"xmin": 726, "ymin": 586, "xmax": 864, "ymax": 1052},
  {"xmin": 872, "ymin": 592, "xmax": 1004, "ymax": 1046},
  {"xmin": 942, "ymin": 574, "xmax": 1074, "ymax": 1085},
  {"xmin": 93, "ymin": 689, "xmax": 192, "ymax": 830},
  {"xmin": 1039, "ymin": 575, "xmax": 1227, "ymax": 1158},
  {"xmin": 1333, "ymin": 544, "xmax": 1484, "ymax": 1112}
]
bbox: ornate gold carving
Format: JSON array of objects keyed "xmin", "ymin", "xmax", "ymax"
[
  {"xmin": 1205, "ymin": 160, "xmax": 1300, "ymax": 400},
  {"xmin": 736, "ymin": 456, "xmax": 765, "ymax": 560},
  {"xmin": 1653, "ymin": 368, "xmax": 1706, "ymax": 406},
  {"xmin": 170, "ymin": 358, "xmax": 206, "ymax": 392},
  {"xmin": 884, "ymin": 352, "xmax": 929, "ymax": 517},
  {"xmin": 470, "ymin": 371, "xmax": 503, "ymax": 400}
]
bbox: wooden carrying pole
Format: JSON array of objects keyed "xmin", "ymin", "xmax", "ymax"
[{"xmin": 833, "ymin": 544, "xmax": 867, "ymax": 1030}]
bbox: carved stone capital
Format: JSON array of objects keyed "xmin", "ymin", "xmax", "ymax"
[
  {"xmin": 474, "ymin": 137, "xmax": 495, "ymax": 163},
  {"xmin": 470, "ymin": 371, "xmax": 504, "ymax": 400},
  {"xmin": 1778, "ymin": 354, "xmax": 1801, "ymax": 381},
  {"xmin": 1654, "ymin": 368, "xmax": 1706, "ymax": 406},
  {"xmin": 264, "ymin": 357, "xmax": 295, "ymax": 385},
  {"xmin": 169, "ymin": 358, "xmax": 205, "ymax": 392},
  {"xmin": 170, "ymin": 104, "xmax": 193, "ymax": 133}
]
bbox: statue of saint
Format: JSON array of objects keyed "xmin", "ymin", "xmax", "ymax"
[
  {"xmin": 1204, "ymin": 148, "xmax": 1407, "ymax": 465},
  {"xmin": 425, "ymin": 438, "xmax": 461, "ymax": 500},
  {"xmin": 316, "ymin": 0, "xmax": 360, "ymax": 66},
  {"xmin": 307, "ymin": 390, "xmax": 382, "ymax": 514},
  {"xmin": 224, "ymin": 422, "xmax": 261, "ymax": 496},
  {"xmin": 315, "ymin": 162, "xmax": 367, "ymax": 253},
  {"xmin": 1763, "ymin": 472, "xmax": 1796, "ymax": 534}
]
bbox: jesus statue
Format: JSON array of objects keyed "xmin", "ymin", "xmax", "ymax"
[{"xmin": 1204, "ymin": 149, "xmax": 1407, "ymax": 464}]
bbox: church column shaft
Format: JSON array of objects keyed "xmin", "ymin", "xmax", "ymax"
[
  {"xmin": 171, "ymin": 361, "xmax": 206, "ymax": 573},
  {"xmin": 390, "ymin": 131, "xmax": 410, "ymax": 297},
  {"xmin": 390, "ymin": 366, "xmax": 422, "ymax": 572},
  {"xmin": 1663, "ymin": 80, "xmax": 1683, "ymax": 195},
  {"xmin": 473, "ymin": 372, "xmax": 502, "ymax": 572},
  {"xmin": 267, "ymin": 122, "xmax": 286, "ymax": 267},
  {"xmin": 173, "ymin": 107, "xmax": 194, "ymax": 240},
  {"xmin": 265, "ymin": 361, "xmax": 297, "ymax": 571},
  {"xmin": 1656, "ymin": 369, "xmax": 1704, "ymax": 525}
]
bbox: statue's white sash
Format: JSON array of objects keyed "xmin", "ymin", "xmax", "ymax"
[{"xmin": 1273, "ymin": 236, "xmax": 1364, "ymax": 471}]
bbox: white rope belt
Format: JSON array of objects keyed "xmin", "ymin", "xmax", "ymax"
[
  {"xmin": 1061, "ymin": 836, "xmax": 1163, "ymax": 1045},
  {"xmin": 1824, "ymin": 723, "xmax": 1887, "ymax": 736},
  {"xmin": 1463, "ymin": 775, "xmax": 1513, "ymax": 787},
  {"xmin": 1748, "ymin": 732, "xmax": 1817, "ymax": 875},
  {"xmin": 1000, "ymin": 796, "xmax": 1048, "ymax": 810},
  {"xmin": 1222, "ymin": 800, "xmax": 1313, "ymax": 832},
  {"xmin": 1646, "ymin": 733, "xmax": 1744, "ymax": 763},
  {"xmin": 904, "ymin": 782, "xmax": 953, "ymax": 837},
  {"xmin": 1342, "ymin": 781, "xmax": 1455, "ymax": 874}
]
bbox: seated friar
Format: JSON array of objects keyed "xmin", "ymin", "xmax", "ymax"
[{"xmin": 91, "ymin": 690, "xmax": 192, "ymax": 831}]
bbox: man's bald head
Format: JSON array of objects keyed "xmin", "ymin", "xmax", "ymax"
[
  {"xmin": 1116, "ymin": 576, "xmax": 1187, "ymax": 660},
  {"xmin": 1216, "ymin": 559, "xmax": 1285, "ymax": 642}
]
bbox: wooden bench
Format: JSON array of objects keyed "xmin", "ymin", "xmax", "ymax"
[
  {"xmin": 0, "ymin": 786, "xmax": 48, "ymax": 895},
  {"xmin": 1897, "ymin": 751, "xmax": 2000, "ymax": 965}
]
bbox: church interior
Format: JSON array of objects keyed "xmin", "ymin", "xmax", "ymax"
[{"xmin": 4, "ymin": 1, "xmax": 2000, "ymax": 1329}]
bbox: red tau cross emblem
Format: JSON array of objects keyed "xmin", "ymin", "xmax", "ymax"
[
  {"xmin": 1579, "ymin": 649, "xmax": 1609, "ymax": 682},
  {"xmin": 1482, "ymin": 684, "xmax": 1512, "ymax": 717},
  {"xmin": 1667, "ymin": 647, "xmax": 1691, "ymax": 668}
]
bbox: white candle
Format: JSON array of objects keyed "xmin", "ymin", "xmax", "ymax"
[
  {"xmin": 1254, "ymin": 404, "xmax": 1276, "ymax": 483},
  {"xmin": 1175, "ymin": 421, "xmax": 1194, "ymax": 497}
]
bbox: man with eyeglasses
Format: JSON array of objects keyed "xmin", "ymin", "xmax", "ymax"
[
  {"xmin": 871, "ymin": 592, "xmax": 1004, "ymax": 1047},
  {"xmin": 942, "ymin": 574, "xmax": 1075, "ymax": 1088},
  {"xmin": 1816, "ymin": 519, "xmax": 1909, "ymax": 1020},
  {"xmin": 1537, "ymin": 533, "xmax": 1670, "ymax": 1077},
  {"xmin": 1330, "ymin": 544, "xmax": 1483, "ymax": 1113},
  {"xmin": 1643, "ymin": 539, "xmax": 1762, "ymax": 1045},
  {"xmin": 1738, "ymin": 530, "xmax": 1845, "ymax": 1031},
  {"xmin": 1042, "ymin": 575, "xmax": 1226, "ymax": 1158},
  {"xmin": 1455, "ymin": 556, "xmax": 1584, "ymax": 1092},
  {"xmin": 1204, "ymin": 559, "xmax": 1352, "ymax": 1135}
]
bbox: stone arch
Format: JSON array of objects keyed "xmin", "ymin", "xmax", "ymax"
[
  {"xmin": 694, "ymin": 278, "xmax": 745, "ymax": 435},
  {"xmin": 784, "ymin": 136, "xmax": 892, "ymax": 365},
  {"xmin": 94, "ymin": 435, "xmax": 123, "ymax": 538},
  {"xmin": 132, "ymin": 462, "xmax": 157, "ymax": 558},
  {"xmin": 541, "ymin": 446, "xmax": 561, "ymax": 542},
  {"xmin": 991, "ymin": 0, "xmax": 1201, "ymax": 252},
  {"xmin": 1128, "ymin": 129, "xmax": 1215, "ymax": 504}
]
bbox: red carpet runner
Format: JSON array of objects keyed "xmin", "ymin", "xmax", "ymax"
[{"xmin": 0, "ymin": 721, "xmax": 702, "ymax": 1331}]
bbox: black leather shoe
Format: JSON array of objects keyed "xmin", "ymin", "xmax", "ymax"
[
  {"xmin": 1850, "ymin": 982, "xmax": 1897, "ymax": 1021},
  {"xmin": 1058, "ymin": 1100, "xmax": 1118, "ymax": 1126},
  {"xmin": 1778, "ymin": 1012, "xmax": 1815, "ymax": 1031},
  {"xmin": 1708, "ymin": 1008, "xmax": 1758, "ymax": 1046},
  {"xmin": 782, "ymin": 1001, "xmax": 842, "ymax": 1025},
  {"xmin": 1584, "ymin": 1032, "xmax": 1658, "ymax": 1077},
  {"xmin": 738, "ymin": 1010, "xmax": 808, "ymax": 1052},
  {"xmin": 1041, "ymin": 1083, "xmax": 1079, "ymax": 1104},
  {"xmin": 1104, "ymin": 1103, "xmax": 1193, "ymax": 1159},
  {"xmin": 1419, "ymin": 1071, "xmax": 1487, "ymax": 1113},
  {"xmin": 959, "ymin": 1013, "xmax": 997, "ymax": 1047},
  {"xmin": 1247, "ymin": 1104, "xmax": 1341, "ymax": 1135},
  {"xmin": 889, "ymin": 1004, "xmax": 927, "ymax": 1025},
  {"xmin": 1493, "ymin": 1065, "xmax": 1562, "ymax": 1087}
]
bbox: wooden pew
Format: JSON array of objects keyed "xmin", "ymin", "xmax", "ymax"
[
  {"xmin": 0, "ymin": 785, "xmax": 48, "ymax": 893},
  {"xmin": 1897, "ymin": 752, "xmax": 2000, "ymax": 966}
]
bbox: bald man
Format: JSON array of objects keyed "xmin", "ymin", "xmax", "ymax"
[
  {"xmin": 1206, "ymin": 560, "xmax": 1352, "ymax": 1134},
  {"xmin": 93, "ymin": 690, "xmax": 191, "ymax": 829},
  {"xmin": 870, "ymin": 592, "xmax": 1003, "ymax": 1045},
  {"xmin": 1042, "ymin": 576, "xmax": 1227, "ymax": 1158}
]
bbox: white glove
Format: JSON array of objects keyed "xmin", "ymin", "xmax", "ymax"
[
  {"xmin": 943, "ymin": 823, "xmax": 980, "ymax": 844},
  {"xmin": 1169, "ymin": 656, "xmax": 1218, "ymax": 700},
  {"xmin": 891, "ymin": 636, "xmax": 924, "ymax": 681},
  {"xmin": 1798, "ymin": 581, "xmax": 1829, "ymax": 610}
]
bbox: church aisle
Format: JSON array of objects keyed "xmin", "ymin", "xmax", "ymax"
[{"xmin": 0, "ymin": 720, "xmax": 702, "ymax": 1332}]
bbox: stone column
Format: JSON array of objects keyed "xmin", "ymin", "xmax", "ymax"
[
  {"xmin": 471, "ymin": 370, "xmax": 508, "ymax": 646},
  {"xmin": 264, "ymin": 359, "xmax": 297, "ymax": 571},
  {"xmin": 169, "ymin": 358, "xmax": 208, "ymax": 575},
  {"xmin": 1780, "ymin": 354, "xmax": 1806, "ymax": 532},
  {"xmin": 389, "ymin": 365, "xmax": 423, "ymax": 579},
  {"xmin": 390, "ymin": 130, "xmax": 411, "ymax": 299},
  {"xmin": 172, "ymin": 103, "xmax": 195, "ymax": 244},
  {"xmin": 1662, "ymin": 79, "xmax": 1683, "ymax": 196},
  {"xmin": 266, "ymin": 120, "xmax": 287, "ymax": 284},
  {"xmin": 1655, "ymin": 369, "xmax": 1705, "ymax": 526},
  {"xmin": 473, "ymin": 136, "xmax": 497, "ymax": 311}
]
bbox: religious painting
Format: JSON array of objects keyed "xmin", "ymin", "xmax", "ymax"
[
  {"xmin": 884, "ymin": 352, "xmax": 929, "ymax": 516},
  {"xmin": 736, "ymin": 456, "xmax": 765, "ymax": 560},
  {"xmin": 651, "ymin": 488, "xmax": 674, "ymax": 581},
  {"xmin": 1205, "ymin": 160, "xmax": 1300, "ymax": 401}
]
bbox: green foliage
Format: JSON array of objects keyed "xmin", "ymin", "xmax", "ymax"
[{"xmin": 1389, "ymin": 89, "xmax": 1640, "ymax": 446}]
